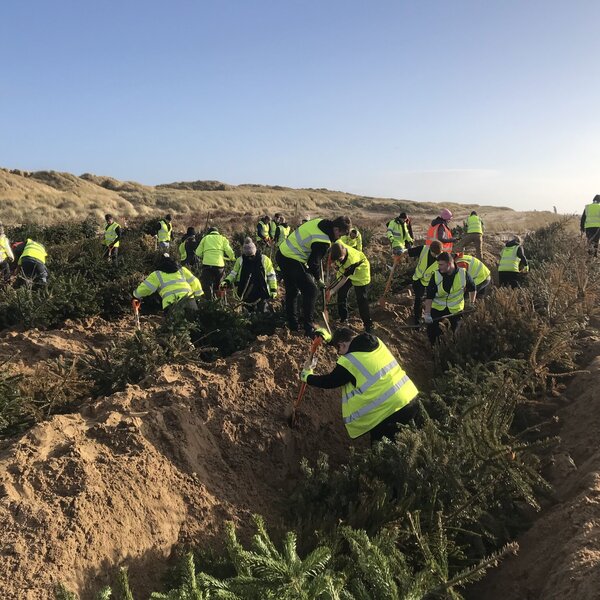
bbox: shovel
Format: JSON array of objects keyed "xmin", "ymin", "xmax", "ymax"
[
  {"xmin": 289, "ymin": 335, "xmax": 323, "ymax": 427},
  {"xmin": 132, "ymin": 299, "xmax": 141, "ymax": 330},
  {"xmin": 378, "ymin": 254, "xmax": 402, "ymax": 308}
]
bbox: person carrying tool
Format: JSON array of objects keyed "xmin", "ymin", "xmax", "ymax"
[
  {"xmin": 157, "ymin": 214, "xmax": 173, "ymax": 251},
  {"xmin": 498, "ymin": 236, "xmax": 529, "ymax": 288},
  {"xmin": 103, "ymin": 214, "xmax": 121, "ymax": 266},
  {"xmin": 256, "ymin": 215, "xmax": 272, "ymax": 248},
  {"xmin": 300, "ymin": 327, "xmax": 419, "ymax": 444},
  {"xmin": 426, "ymin": 209, "xmax": 456, "ymax": 251},
  {"xmin": 455, "ymin": 211, "xmax": 484, "ymax": 260},
  {"xmin": 195, "ymin": 226, "xmax": 235, "ymax": 299},
  {"xmin": 581, "ymin": 194, "xmax": 600, "ymax": 257},
  {"xmin": 133, "ymin": 253, "xmax": 203, "ymax": 315},
  {"xmin": 424, "ymin": 252, "xmax": 476, "ymax": 344},
  {"xmin": 386, "ymin": 213, "xmax": 413, "ymax": 256},
  {"xmin": 179, "ymin": 227, "xmax": 200, "ymax": 268},
  {"xmin": 408, "ymin": 240, "xmax": 443, "ymax": 323},
  {"xmin": 274, "ymin": 215, "xmax": 291, "ymax": 245},
  {"xmin": 17, "ymin": 238, "xmax": 49, "ymax": 286},
  {"xmin": 0, "ymin": 225, "xmax": 14, "ymax": 283},
  {"xmin": 454, "ymin": 252, "xmax": 491, "ymax": 298},
  {"xmin": 340, "ymin": 227, "xmax": 363, "ymax": 251},
  {"xmin": 329, "ymin": 241, "xmax": 372, "ymax": 332},
  {"xmin": 276, "ymin": 216, "xmax": 351, "ymax": 337},
  {"xmin": 222, "ymin": 237, "xmax": 277, "ymax": 311}
]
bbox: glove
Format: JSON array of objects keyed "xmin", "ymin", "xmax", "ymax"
[
  {"xmin": 313, "ymin": 327, "xmax": 332, "ymax": 343},
  {"xmin": 220, "ymin": 280, "xmax": 231, "ymax": 288},
  {"xmin": 424, "ymin": 313, "xmax": 433, "ymax": 324},
  {"xmin": 392, "ymin": 247, "xmax": 406, "ymax": 256},
  {"xmin": 521, "ymin": 265, "xmax": 530, "ymax": 273},
  {"xmin": 300, "ymin": 368, "xmax": 313, "ymax": 382}
]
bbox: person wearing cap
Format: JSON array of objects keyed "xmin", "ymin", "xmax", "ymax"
[
  {"xmin": 276, "ymin": 216, "xmax": 351, "ymax": 337},
  {"xmin": 340, "ymin": 227, "xmax": 363, "ymax": 252},
  {"xmin": 424, "ymin": 252, "xmax": 476, "ymax": 344},
  {"xmin": 222, "ymin": 237, "xmax": 277, "ymax": 312},
  {"xmin": 256, "ymin": 215, "xmax": 272, "ymax": 248},
  {"xmin": 103, "ymin": 214, "xmax": 121, "ymax": 266},
  {"xmin": 0, "ymin": 224, "xmax": 14, "ymax": 283},
  {"xmin": 329, "ymin": 241, "xmax": 372, "ymax": 332},
  {"xmin": 498, "ymin": 236, "xmax": 529, "ymax": 288},
  {"xmin": 455, "ymin": 211, "xmax": 484, "ymax": 260},
  {"xmin": 407, "ymin": 240, "xmax": 443, "ymax": 323},
  {"xmin": 581, "ymin": 194, "xmax": 600, "ymax": 257},
  {"xmin": 179, "ymin": 227, "xmax": 200, "ymax": 268},
  {"xmin": 300, "ymin": 327, "xmax": 419, "ymax": 444},
  {"xmin": 133, "ymin": 253, "xmax": 203, "ymax": 315},
  {"xmin": 386, "ymin": 213, "xmax": 413, "ymax": 256},
  {"xmin": 454, "ymin": 252, "xmax": 491, "ymax": 298},
  {"xmin": 17, "ymin": 239, "xmax": 49, "ymax": 286},
  {"xmin": 195, "ymin": 226, "xmax": 235, "ymax": 299},
  {"xmin": 426, "ymin": 209, "xmax": 456, "ymax": 251},
  {"xmin": 157, "ymin": 214, "xmax": 173, "ymax": 251}
]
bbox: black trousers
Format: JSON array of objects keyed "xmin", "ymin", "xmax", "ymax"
[
  {"xmin": 201, "ymin": 266, "xmax": 225, "ymax": 300},
  {"xmin": 498, "ymin": 271, "xmax": 523, "ymax": 289},
  {"xmin": 412, "ymin": 280, "xmax": 426, "ymax": 320},
  {"xmin": 585, "ymin": 227, "xmax": 600, "ymax": 257},
  {"xmin": 475, "ymin": 277, "xmax": 491, "ymax": 298},
  {"xmin": 427, "ymin": 308, "xmax": 462, "ymax": 345},
  {"xmin": 103, "ymin": 245, "xmax": 119, "ymax": 266},
  {"xmin": 369, "ymin": 400, "xmax": 419, "ymax": 445},
  {"xmin": 337, "ymin": 280, "xmax": 372, "ymax": 329},
  {"xmin": 0, "ymin": 260, "xmax": 10, "ymax": 283},
  {"xmin": 20, "ymin": 258, "xmax": 48, "ymax": 285},
  {"xmin": 276, "ymin": 250, "xmax": 318, "ymax": 333}
]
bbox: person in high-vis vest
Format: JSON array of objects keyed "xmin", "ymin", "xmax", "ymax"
[
  {"xmin": 498, "ymin": 236, "xmax": 529, "ymax": 289},
  {"xmin": 269, "ymin": 214, "xmax": 280, "ymax": 241},
  {"xmin": 455, "ymin": 211, "xmax": 484, "ymax": 260},
  {"xmin": 426, "ymin": 209, "xmax": 455, "ymax": 251},
  {"xmin": 454, "ymin": 252, "xmax": 491, "ymax": 298},
  {"xmin": 195, "ymin": 227, "xmax": 235, "ymax": 299},
  {"xmin": 386, "ymin": 214, "xmax": 413, "ymax": 255},
  {"xmin": 407, "ymin": 240, "xmax": 443, "ymax": 322},
  {"xmin": 581, "ymin": 195, "xmax": 600, "ymax": 257},
  {"xmin": 274, "ymin": 216, "xmax": 291, "ymax": 245},
  {"xmin": 256, "ymin": 215, "xmax": 272, "ymax": 247},
  {"xmin": 0, "ymin": 225, "xmax": 14, "ymax": 283},
  {"xmin": 276, "ymin": 216, "xmax": 351, "ymax": 336},
  {"xmin": 18, "ymin": 238, "xmax": 48, "ymax": 286},
  {"xmin": 330, "ymin": 241, "xmax": 372, "ymax": 332},
  {"xmin": 179, "ymin": 227, "xmax": 200, "ymax": 268},
  {"xmin": 301, "ymin": 327, "xmax": 419, "ymax": 444},
  {"xmin": 103, "ymin": 214, "xmax": 121, "ymax": 266},
  {"xmin": 340, "ymin": 228, "xmax": 363, "ymax": 252},
  {"xmin": 133, "ymin": 254, "xmax": 203, "ymax": 315},
  {"xmin": 157, "ymin": 214, "xmax": 173, "ymax": 251},
  {"xmin": 424, "ymin": 252, "xmax": 476, "ymax": 344},
  {"xmin": 222, "ymin": 237, "xmax": 277, "ymax": 312}
]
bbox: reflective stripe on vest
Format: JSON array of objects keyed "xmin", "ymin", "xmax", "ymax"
[
  {"xmin": 156, "ymin": 269, "xmax": 193, "ymax": 307},
  {"xmin": 459, "ymin": 254, "xmax": 490, "ymax": 285},
  {"xmin": 256, "ymin": 221, "xmax": 269, "ymax": 241},
  {"xmin": 431, "ymin": 268, "xmax": 466, "ymax": 313},
  {"xmin": 280, "ymin": 219, "xmax": 331, "ymax": 262},
  {"xmin": 20, "ymin": 239, "xmax": 47, "ymax": 264},
  {"xmin": 426, "ymin": 223, "xmax": 453, "ymax": 250},
  {"xmin": 466, "ymin": 215, "xmax": 483, "ymax": 234},
  {"xmin": 104, "ymin": 222, "xmax": 120, "ymax": 246},
  {"xmin": 335, "ymin": 243, "xmax": 370, "ymax": 286},
  {"xmin": 387, "ymin": 221, "xmax": 410, "ymax": 247},
  {"xmin": 412, "ymin": 245, "xmax": 439, "ymax": 284},
  {"xmin": 584, "ymin": 203, "xmax": 600, "ymax": 228},
  {"xmin": 157, "ymin": 220, "xmax": 172, "ymax": 242},
  {"xmin": 337, "ymin": 339, "xmax": 418, "ymax": 439},
  {"xmin": 498, "ymin": 246, "xmax": 520, "ymax": 272}
]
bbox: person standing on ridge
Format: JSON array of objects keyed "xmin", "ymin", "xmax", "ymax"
[
  {"xmin": 455, "ymin": 211, "xmax": 484, "ymax": 260},
  {"xmin": 133, "ymin": 253, "xmax": 203, "ymax": 315},
  {"xmin": 426, "ymin": 209, "xmax": 456, "ymax": 251},
  {"xmin": 386, "ymin": 213, "xmax": 413, "ymax": 256},
  {"xmin": 408, "ymin": 240, "xmax": 443, "ymax": 323},
  {"xmin": 300, "ymin": 327, "xmax": 419, "ymax": 444},
  {"xmin": 276, "ymin": 216, "xmax": 351, "ymax": 336},
  {"xmin": 340, "ymin": 227, "xmax": 363, "ymax": 251},
  {"xmin": 424, "ymin": 252, "xmax": 476, "ymax": 344},
  {"xmin": 179, "ymin": 227, "xmax": 200, "ymax": 268},
  {"xmin": 0, "ymin": 225, "xmax": 14, "ymax": 283},
  {"xmin": 103, "ymin": 214, "xmax": 121, "ymax": 266},
  {"xmin": 329, "ymin": 241, "xmax": 372, "ymax": 332},
  {"xmin": 222, "ymin": 237, "xmax": 277, "ymax": 311},
  {"xmin": 195, "ymin": 226, "xmax": 235, "ymax": 299},
  {"xmin": 157, "ymin": 214, "xmax": 173, "ymax": 251},
  {"xmin": 498, "ymin": 236, "xmax": 529, "ymax": 288},
  {"xmin": 581, "ymin": 195, "xmax": 600, "ymax": 257}
]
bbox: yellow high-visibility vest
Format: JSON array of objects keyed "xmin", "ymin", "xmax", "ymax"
[
  {"xmin": 584, "ymin": 203, "xmax": 600, "ymax": 228},
  {"xmin": 19, "ymin": 239, "xmax": 47, "ymax": 265},
  {"xmin": 133, "ymin": 267, "xmax": 203, "ymax": 308},
  {"xmin": 465, "ymin": 215, "xmax": 483, "ymax": 234},
  {"xmin": 498, "ymin": 246, "xmax": 521, "ymax": 272},
  {"xmin": 279, "ymin": 219, "xmax": 331, "ymax": 263},
  {"xmin": 104, "ymin": 222, "xmax": 120, "ymax": 247},
  {"xmin": 431, "ymin": 268, "xmax": 467, "ymax": 314},
  {"xmin": 412, "ymin": 245, "xmax": 439, "ymax": 285}
]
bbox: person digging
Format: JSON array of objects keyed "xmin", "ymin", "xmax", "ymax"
[{"xmin": 300, "ymin": 327, "xmax": 419, "ymax": 444}]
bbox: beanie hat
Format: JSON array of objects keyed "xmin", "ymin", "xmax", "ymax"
[{"xmin": 242, "ymin": 237, "xmax": 257, "ymax": 256}]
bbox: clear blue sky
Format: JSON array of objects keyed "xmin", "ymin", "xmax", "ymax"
[{"xmin": 1, "ymin": 0, "xmax": 599, "ymax": 211}]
